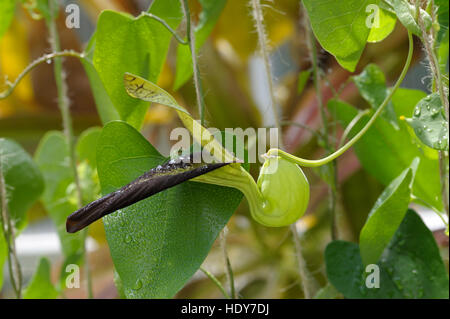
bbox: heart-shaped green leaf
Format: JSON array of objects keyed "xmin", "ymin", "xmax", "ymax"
[
  {"xmin": 405, "ymin": 93, "xmax": 449, "ymax": 151},
  {"xmin": 359, "ymin": 158, "xmax": 418, "ymax": 266},
  {"xmin": 326, "ymin": 210, "xmax": 449, "ymax": 298},
  {"xmin": 96, "ymin": 121, "xmax": 245, "ymax": 298},
  {"xmin": 303, "ymin": 0, "xmax": 377, "ymax": 72},
  {"xmin": 93, "ymin": 0, "xmax": 183, "ymax": 129},
  {"xmin": 367, "ymin": 5, "xmax": 396, "ymax": 43}
]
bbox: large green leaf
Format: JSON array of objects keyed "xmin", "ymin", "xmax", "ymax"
[
  {"xmin": 34, "ymin": 132, "xmax": 84, "ymax": 259},
  {"xmin": 405, "ymin": 93, "xmax": 449, "ymax": 151},
  {"xmin": 328, "ymin": 89, "xmax": 442, "ymax": 211},
  {"xmin": 303, "ymin": 0, "xmax": 377, "ymax": 72},
  {"xmin": 353, "ymin": 63, "xmax": 398, "ymax": 128},
  {"xmin": 174, "ymin": 0, "xmax": 227, "ymax": 90},
  {"xmin": 326, "ymin": 210, "xmax": 449, "ymax": 298},
  {"xmin": 96, "ymin": 121, "xmax": 245, "ymax": 298},
  {"xmin": 23, "ymin": 258, "xmax": 58, "ymax": 299},
  {"xmin": 93, "ymin": 0, "xmax": 183, "ymax": 129},
  {"xmin": 359, "ymin": 158, "xmax": 418, "ymax": 266},
  {"xmin": 0, "ymin": 0, "xmax": 15, "ymax": 39},
  {"xmin": 0, "ymin": 138, "xmax": 44, "ymax": 227}
]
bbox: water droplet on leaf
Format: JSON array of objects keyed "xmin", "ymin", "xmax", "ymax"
[{"xmin": 133, "ymin": 279, "xmax": 142, "ymax": 290}]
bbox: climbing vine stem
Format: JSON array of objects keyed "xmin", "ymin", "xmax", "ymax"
[
  {"xmin": 46, "ymin": 0, "xmax": 93, "ymax": 299},
  {"xmin": 267, "ymin": 30, "xmax": 414, "ymax": 168},
  {"xmin": 302, "ymin": 2, "xmax": 339, "ymax": 240},
  {"xmin": 180, "ymin": 0, "xmax": 206, "ymax": 125},
  {"xmin": 179, "ymin": 0, "xmax": 235, "ymax": 297},
  {"xmin": 416, "ymin": 0, "xmax": 449, "ymax": 217}
]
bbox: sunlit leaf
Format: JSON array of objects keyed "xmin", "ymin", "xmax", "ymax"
[{"xmin": 367, "ymin": 6, "xmax": 396, "ymax": 42}]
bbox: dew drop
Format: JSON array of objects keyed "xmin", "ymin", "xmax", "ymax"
[
  {"xmin": 46, "ymin": 59, "xmax": 52, "ymax": 64},
  {"xmin": 414, "ymin": 108, "xmax": 421, "ymax": 117},
  {"xmin": 124, "ymin": 234, "xmax": 132, "ymax": 244},
  {"xmin": 133, "ymin": 279, "xmax": 143, "ymax": 290},
  {"xmin": 431, "ymin": 108, "xmax": 439, "ymax": 116}
]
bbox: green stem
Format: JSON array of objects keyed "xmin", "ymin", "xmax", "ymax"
[
  {"xmin": 0, "ymin": 50, "xmax": 84, "ymax": 99},
  {"xmin": 199, "ymin": 267, "xmax": 231, "ymax": 299},
  {"xmin": 337, "ymin": 110, "xmax": 371, "ymax": 149},
  {"xmin": 220, "ymin": 229, "xmax": 236, "ymax": 299},
  {"xmin": 180, "ymin": 0, "xmax": 206, "ymax": 125},
  {"xmin": 416, "ymin": 2, "xmax": 449, "ymax": 217},
  {"xmin": 46, "ymin": 1, "xmax": 92, "ymax": 298},
  {"xmin": 140, "ymin": 12, "xmax": 187, "ymax": 45},
  {"xmin": 267, "ymin": 30, "xmax": 414, "ymax": 167},
  {"xmin": 302, "ymin": 2, "xmax": 338, "ymax": 240},
  {"xmin": 250, "ymin": 0, "xmax": 283, "ymax": 147}
]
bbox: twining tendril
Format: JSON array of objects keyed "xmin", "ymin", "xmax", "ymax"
[
  {"xmin": 0, "ymin": 50, "xmax": 84, "ymax": 100},
  {"xmin": 266, "ymin": 30, "xmax": 414, "ymax": 168}
]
